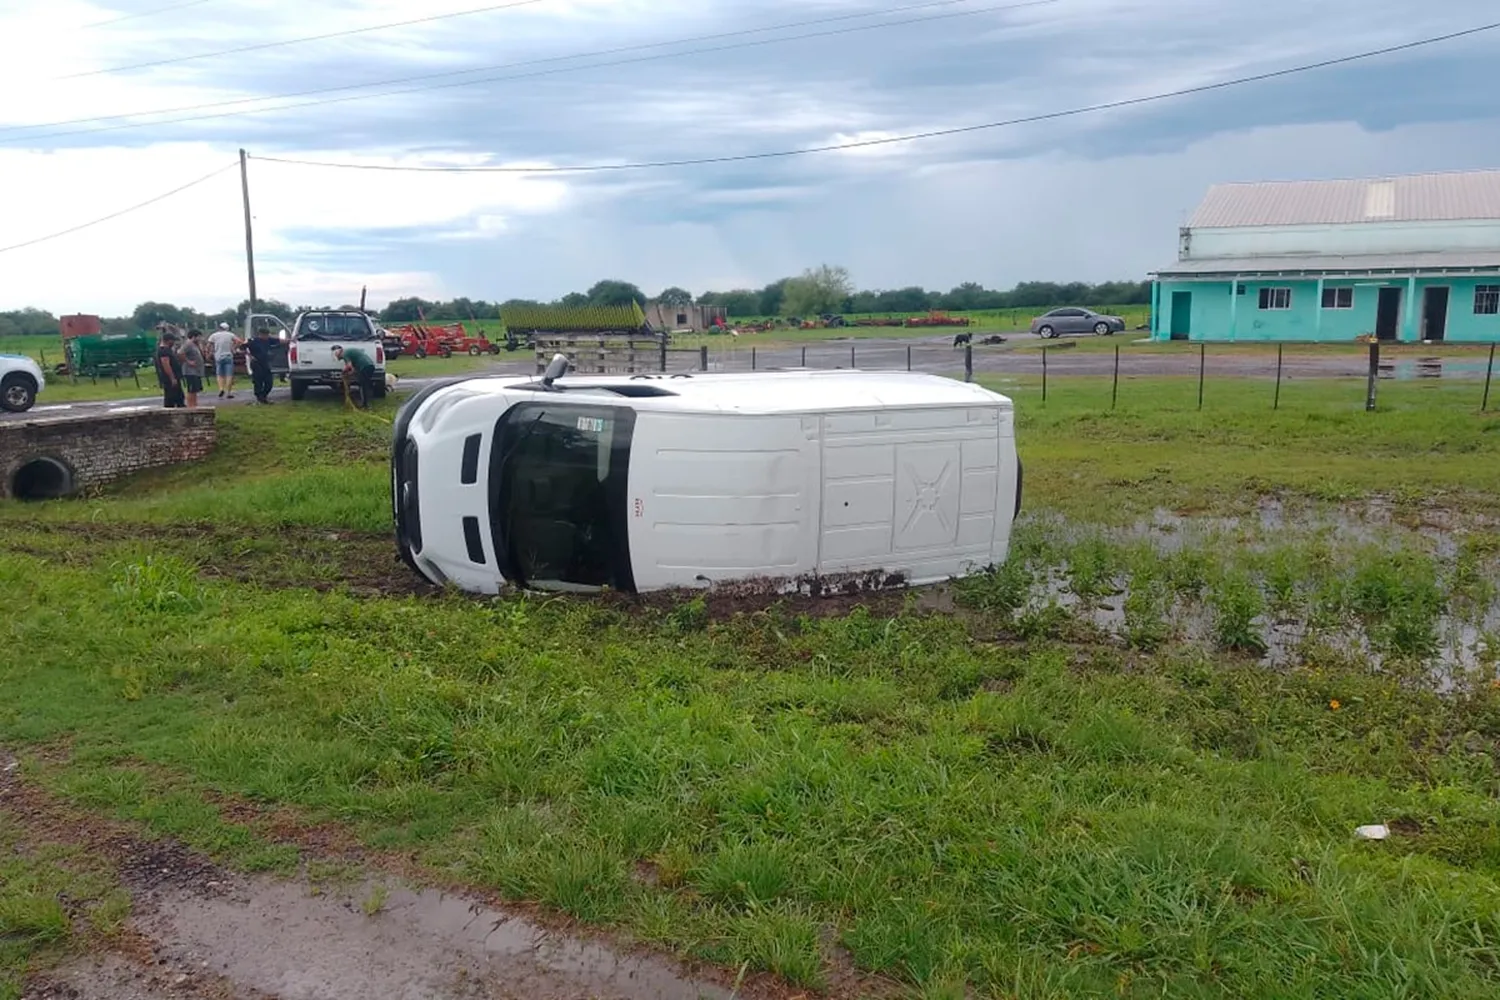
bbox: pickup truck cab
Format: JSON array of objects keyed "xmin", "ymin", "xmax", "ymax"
[
  {"xmin": 284, "ymin": 310, "xmax": 387, "ymax": 402},
  {"xmin": 1, "ymin": 353, "xmax": 46, "ymax": 413}
]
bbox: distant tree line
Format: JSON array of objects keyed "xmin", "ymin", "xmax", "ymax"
[
  {"xmin": 695, "ymin": 270, "xmax": 1151, "ymax": 318},
  {"xmin": 0, "ymin": 270, "xmax": 1151, "ymax": 337}
]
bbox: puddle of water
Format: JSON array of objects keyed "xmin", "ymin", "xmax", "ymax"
[
  {"xmin": 139, "ymin": 877, "xmax": 732, "ymax": 1000},
  {"xmin": 1013, "ymin": 503, "xmax": 1500, "ymax": 685}
]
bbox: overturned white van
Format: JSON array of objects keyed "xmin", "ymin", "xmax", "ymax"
[{"xmin": 392, "ymin": 365, "xmax": 1021, "ymax": 596}]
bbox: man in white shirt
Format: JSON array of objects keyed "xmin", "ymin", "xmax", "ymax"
[{"xmin": 207, "ymin": 322, "xmax": 241, "ymax": 399}]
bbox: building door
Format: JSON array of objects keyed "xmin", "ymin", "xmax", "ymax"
[
  {"xmin": 1375, "ymin": 287, "xmax": 1402, "ymax": 341},
  {"xmin": 1169, "ymin": 291, "xmax": 1192, "ymax": 340},
  {"xmin": 1421, "ymin": 287, "xmax": 1450, "ymax": 342}
]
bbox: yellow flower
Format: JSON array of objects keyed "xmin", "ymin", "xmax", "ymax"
[{"xmin": 1329, "ymin": 699, "xmax": 1341, "ymax": 712}]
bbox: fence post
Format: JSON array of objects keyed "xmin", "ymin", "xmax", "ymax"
[
  {"xmin": 850, "ymin": 345, "xmax": 856, "ymax": 369},
  {"xmin": 752, "ymin": 346, "xmax": 757, "ymax": 371},
  {"xmin": 659, "ymin": 337, "xmax": 667, "ymax": 373},
  {"xmin": 700, "ymin": 345, "xmax": 709, "ymax": 372},
  {"xmin": 1197, "ymin": 343, "xmax": 1205, "ymax": 411},
  {"xmin": 1483, "ymin": 344, "xmax": 1495, "ymax": 412},
  {"xmin": 1365, "ymin": 340, "xmax": 1379, "ymax": 412},
  {"xmin": 1274, "ymin": 343, "xmax": 1283, "ymax": 411},
  {"xmin": 801, "ymin": 345, "xmax": 807, "ymax": 368},
  {"xmin": 1111, "ymin": 345, "xmax": 1120, "ymax": 410},
  {"xmin": 964, "ymin": 344, "xmax": 973, "ymax": 382},
  {"xmin": 1042, "ymin": 347, "xmax": 1048, "ymax": 404},
  {"xmin": 906, "ymin": 344, "xmax": 912, "ymax": 371}
]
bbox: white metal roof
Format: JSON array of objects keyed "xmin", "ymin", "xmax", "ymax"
[
  {"xmin": 1188, "ymin": 170, "xmax": 1500, "ymax": 229},
  {"xmin": 1153, "ymin": 249, "xmax": 1500, "ymax": 278},
  {"xmin": 491, "ymin": 369, "xmax": 1012, "ymax": 415}
]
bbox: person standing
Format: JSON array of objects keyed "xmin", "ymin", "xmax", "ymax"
[
  {"xmin": 156, "ymin": 328, "xmax": 185, "ymax": 409},
  {"xmin": 182, "ymin": 329, "xmax": 206, "ymax": 409},
  {"xmin": 332, "ymin": 345, "xmax": 377, "ymax": 409},
  {"xmin": 207, "ymin": 321, "xmax": 240, "ymax": 399},
  {"xmin": 245, "ymin": 326, "xmax": 277, "ymax": 405}
]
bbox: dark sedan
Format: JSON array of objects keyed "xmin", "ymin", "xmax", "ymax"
[{"xmin": 1030, "ymin": 308, "xmax": 1125, "ymax": 338}]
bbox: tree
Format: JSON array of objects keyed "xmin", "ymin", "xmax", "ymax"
[
  {"xmin": 0, "ymin": 308, "xmax": 59, "ymax": 338},
  {"xmin": 699, "ymin": 289, "xmax": 760, "ymax": 317},
  {"xmin": 131, "ymin": 302, "xmax": 193, "ymax": 331},
  {"xmin": 782, "ymin": 264, "xmax": 854, "ymax": 317},
  {"xmin": 381, "ymin": 297, "xmax": 436, "ymax": 323},
  {"xmin": 654, "ymin": 287, "xmax": 694, "ymax": 307},
  {"xmin": 586, "ymin": 280, "xmax": 647, "ymax": 308},
  {"xmin": 558, "ymin": 291, "xmax": 590, "ymax": 308},
  {"xmin": 757, "ymin": 279, "xmax": 789, "ymax": 318}
]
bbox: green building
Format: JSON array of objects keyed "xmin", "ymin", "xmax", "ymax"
[{"xmin": 1151, "ymin": 170, "xmax": 1500, "ymax": 343}]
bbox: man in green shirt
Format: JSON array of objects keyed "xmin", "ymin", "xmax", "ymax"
[{"xmin": 332, "ymin": 345, "xmax": 378, "ymax": 409}]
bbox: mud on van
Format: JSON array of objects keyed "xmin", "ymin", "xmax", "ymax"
[{"xmin": 392, "ymin": 366, "xmax": 1021, "ymax": 595}]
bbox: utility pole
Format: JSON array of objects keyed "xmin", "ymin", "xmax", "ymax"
[{"xmin": 239, "ymin": 149, "xmax": 258, "ymax": 314}]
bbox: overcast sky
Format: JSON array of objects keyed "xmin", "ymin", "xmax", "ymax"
[{"xmin": 1, "ymin": 0, "xmax": 1497, "ymax": 314}]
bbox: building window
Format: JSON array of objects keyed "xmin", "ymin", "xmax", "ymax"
[
  {"xmin": 676, "ymin": 313, "xmax": 688, "ymax": 326},
  {"xmin": 1476, "ymin": 285, "xmax": 1500, "ymax": 316},
  {"xmin": 1321, "ymin": 287, "xmax": 1353, "ymax": 310},
  {"xmin": 1258, "ymin": 287, "xmax": 1292, "ymax": 311}
]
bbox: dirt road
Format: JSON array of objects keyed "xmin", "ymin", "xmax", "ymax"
[{"xmin": 3, "ymin": 753, "xmax": 741, "ymax": 1000}]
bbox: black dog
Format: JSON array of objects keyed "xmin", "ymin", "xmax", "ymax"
[{"xmin": 953, "ymin": 332, "xmax": 972, "ymax": 348}]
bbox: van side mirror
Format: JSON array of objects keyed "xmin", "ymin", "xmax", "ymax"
[{"xmin": 541, "ymin": 353, "xmax": 570, "ymax": 389}]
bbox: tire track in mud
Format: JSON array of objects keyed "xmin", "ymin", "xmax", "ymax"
[{"xmin": 3, "ymin": 751, "xmax": 892, "ymax": 1000}]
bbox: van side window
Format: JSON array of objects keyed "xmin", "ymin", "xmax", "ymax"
[{"xmin": 489, "ymin": 404, "xmax": 636, "ymax": 592}]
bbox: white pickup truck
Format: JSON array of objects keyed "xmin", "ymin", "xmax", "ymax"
[
  {"xmin": 1, "ymin": 353, "xmax": 46, "ymax": 412},
  {"xmin": 279, "ymin": 310, "xmax": 388, "ymax": 402}
]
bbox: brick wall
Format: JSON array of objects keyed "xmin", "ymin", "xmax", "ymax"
[{"xmin": 0, "ymin": 408, "xmax": 216, "ymax": 499}]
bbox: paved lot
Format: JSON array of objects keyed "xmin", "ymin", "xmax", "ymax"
[{"xmin": 7, "ymin": 337, "xmax": 1490, "ymax": 423}]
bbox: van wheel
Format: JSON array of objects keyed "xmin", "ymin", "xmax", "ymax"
[
  {"xmin": 289, "ymin": 379, "xmax": 308, "ymax": 401},
  {"xmin": 1, "ymin": 373, "xmax": 37, "ymax": 413}
]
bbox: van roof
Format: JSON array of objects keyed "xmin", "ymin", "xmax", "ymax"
[{"xmin": 491, "ymin": 368, "xmax": 1013, "ymax": 415}]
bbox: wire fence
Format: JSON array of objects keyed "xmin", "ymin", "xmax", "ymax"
[{"xmin": 561, "ymin": 339, "xmax": 1500, "ymax": 413}]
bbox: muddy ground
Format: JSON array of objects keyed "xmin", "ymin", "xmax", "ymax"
[
  {"xmin": 5, "ymin": 750, "xmax": 860, "ymax": 1000},
  {"xmin": 0, "ymin": 520, "xmax": 948, "ymax": 622}
]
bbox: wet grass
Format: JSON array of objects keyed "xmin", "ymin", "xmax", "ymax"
[
  {"xmin": 4, "ymin": 519, "xmax": 1500, "ymax": 995},
  {"xmin": 0, "ymin": 812, "xmax": 131, "ymax": 1000},
  {"xmin": 984, "ymin": 374, "xmax": 1500, "ymax": 521},
  {"xmin": 4, "ymin": 373, "xmax": 1500, "ymax": 996}
]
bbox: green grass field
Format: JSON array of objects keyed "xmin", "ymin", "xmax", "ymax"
[{"xmin": 4, "ymin": 379, "xmax": 1500, "ymax": 998}]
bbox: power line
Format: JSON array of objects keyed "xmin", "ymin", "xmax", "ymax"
[
  {"xmin": 83, "ymin": 0, "xmax": 216, "ymax": 30},
  {"xmin": 8, "ymin": 0, "xmax": 1057, "ymax": 143},
  {"xmin": 62, "ymin": 0, "xmax": 549, "ymax": 79},
  {"xmin": 6, "ymin": 0, "xmax": 990, "ymax": 135},
  {"xmin": 0, "ymin": 162, "xmax": 236, "ymax": 255},
  {"xmin": 250, "ymin": 21, "xmax": 1500, "ymax": 175}
]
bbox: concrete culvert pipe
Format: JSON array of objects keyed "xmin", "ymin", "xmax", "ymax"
[{"xmin": 11, "ymin": 457, "xmax": 76, "ymax": 501}]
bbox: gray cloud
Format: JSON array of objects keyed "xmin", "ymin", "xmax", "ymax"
[{"xmin": 4, "ymin": 0, "xmax": 1498, "ymax": 309}]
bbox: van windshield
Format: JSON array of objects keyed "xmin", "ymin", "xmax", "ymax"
[
  {"xmin": 490, "ymin": 403, "xmax": 635, "ymax": 592},
  {"xmin": 297, "ymin": 313, "xmax": 374, "ymax": 341}
]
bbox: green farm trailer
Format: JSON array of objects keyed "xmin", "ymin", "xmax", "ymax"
[{"xmin": 58, "ymin": 315, "xmax": 156, "ymax": 379}]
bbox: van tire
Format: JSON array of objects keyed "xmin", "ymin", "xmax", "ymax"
[
  {"xmin": 1, "ymin": 373, "xmax": 37, "ymax": 413},
  {"xmin": 289, "ymin": 379, "xmax": 309, "ymax": 401}
]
